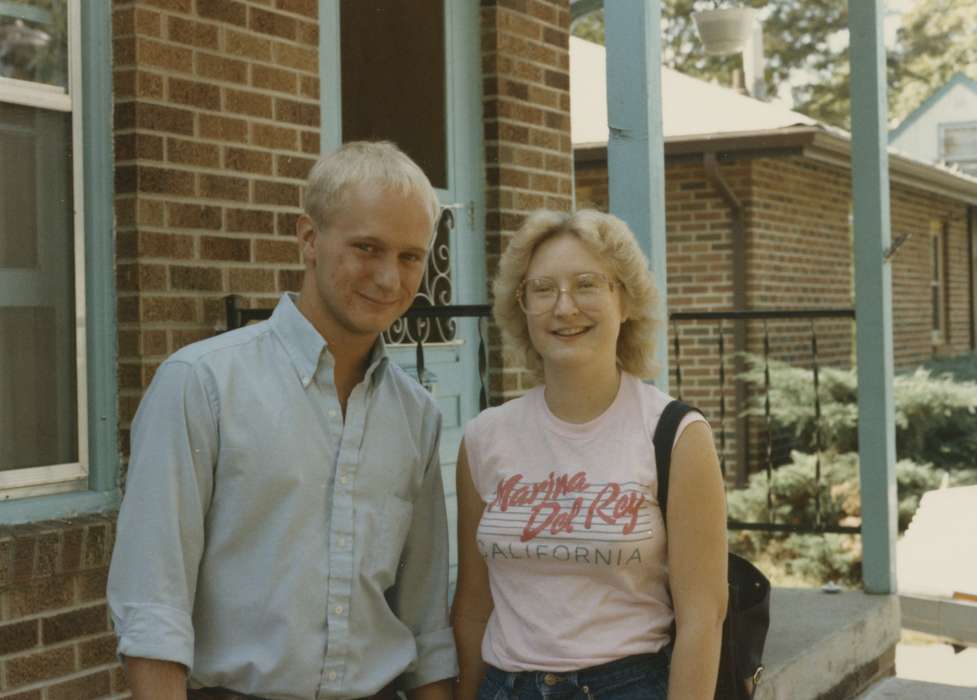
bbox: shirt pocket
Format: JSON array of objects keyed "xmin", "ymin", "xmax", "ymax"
[{"xmin": 365, "ymin": 494, "xmax": 414, "ymax": 591}]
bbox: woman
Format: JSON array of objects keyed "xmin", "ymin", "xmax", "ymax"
[{"xmin": 451, "ymin": 209, "xmax": 728, "ymax": 700}]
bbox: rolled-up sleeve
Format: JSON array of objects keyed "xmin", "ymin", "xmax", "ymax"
[
  {"xmin": 391, "ymin": 412, "xmax": 458, "ymax": 690},
  {"xmin": 107, "ymin": 359, "xmax": 217, "ymax": 669}
]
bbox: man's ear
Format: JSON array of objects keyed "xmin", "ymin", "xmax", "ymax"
[{"xmin": 297, "ymin": 214, "xmax": 317, "ymax": 264}]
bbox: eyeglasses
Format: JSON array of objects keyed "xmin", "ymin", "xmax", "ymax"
[{"xmin": 517, "ymin": 272, "xmax": 617, "ymax": 315}]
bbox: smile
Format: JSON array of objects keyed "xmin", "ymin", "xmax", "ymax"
[
  {"xmin": 358, "ymin": 293, "xmax": 400, "ymax": 307},
  {"xmin": 552, "ymin": 326, "xmax": 591, "ymax": 337}
]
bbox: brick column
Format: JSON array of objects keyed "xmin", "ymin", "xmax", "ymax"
[
  {"xmin": 0, "ymin": 517, "xmax": 121, "ymax": 697},
  {"xmin": 480, "ymin": 0, "xmax": 573, "ymax": 400},
  {"xmin": 112, "ymin": 0, "xmax": 319, "ymax": 447}
]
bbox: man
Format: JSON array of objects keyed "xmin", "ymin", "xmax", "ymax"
[{"xmin": 107, "ymin": 142, "xmax": 457, "ymax": 700}]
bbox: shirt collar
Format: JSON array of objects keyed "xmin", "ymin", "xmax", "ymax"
[{"xmin": 271, "ymin": 293, "xmax": 389, "ymax": 389}]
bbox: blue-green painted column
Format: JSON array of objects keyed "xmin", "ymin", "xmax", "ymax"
[
  {"xmin": 319, "ymin": 0, "xmax": 342, "ymax": 151},
  {"xmin": 849, "ymin": 0, "xmax": 897, "ymax": 593},
  {"xmin": 83, "ymin": 0, "xmax": 119, "ymax": 494},
  {"xmin": 604, "ymin": 0, "xmax": 669, "ymax": 390}
]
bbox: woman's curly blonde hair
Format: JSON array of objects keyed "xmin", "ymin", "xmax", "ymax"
[{"xmin": 492, "ymin": 209, "xmax": 661, "ymax": 383}]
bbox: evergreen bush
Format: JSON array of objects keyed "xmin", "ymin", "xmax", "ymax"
[
  {"xmin": 726, "ymin": 450, "xmax": 977, "ymax": 585},
  {"xmin": 738, "ymin": 357, "xmax": 977, "ymax": 470}
]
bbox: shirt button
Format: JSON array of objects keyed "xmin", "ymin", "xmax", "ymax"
[
  {"xmin": 328, "ymin": 409, "xmax": 338, "ymax": 418},
  {"xmin": 337, "ymin": 537, "xmax": 346, "ymax": 548},
  {"xmin": 334, "ymin": 605, "xmax": 344, "ymax": 615},
  {"xmin": 339, "ymin": 475, "xmax": 348, "ymax": 484},
  {"xmin": 327, "ymin": 671, "xmax": 337, "ymax": 681}
]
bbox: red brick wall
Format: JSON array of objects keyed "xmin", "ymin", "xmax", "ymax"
[
  {"xmin": 0, "ymin": 518, "xmax": 120, "ymax": 699},
  {"xmin": 578, "ymin": 157, "xmax": 742, "ymax": 466},
  {"xmin": 576, "ymin": 153, "xmax": 976, "ymax": 370},
  {"xmin": 890, "ymin": 185, "xmax": 974, "ymax": 366},
  {"xmin": 749, "ymin": 156, "xmax": 854, "ymax": 368},
  {"xmin": 481, "ymin": 0, "xmax": 573, "ymax": 401},
  {"xmin": 113, "ymin": 0, "xmax": 317, "ymax": 454},
  {"xmin": 574, "ymin": 151, "xmax": 976, "ymax": 472}
]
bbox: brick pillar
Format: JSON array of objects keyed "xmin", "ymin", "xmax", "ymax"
[
  {"xmin": 0, "ymin": 517, "xmax": 122, "ymax": 697},
  {"xmin": 112, "ymin": 0, "xmax": 319, "ymax": 446},
  {"xmin": 480, "ymin": 0, "xmax": 573, "ymax": 400}
]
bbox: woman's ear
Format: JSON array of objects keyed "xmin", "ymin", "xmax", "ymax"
[{"xmin": 618, "ymin": 289, "xmax": 630, "ymax": 323}]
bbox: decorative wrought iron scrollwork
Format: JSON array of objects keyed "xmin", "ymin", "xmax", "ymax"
[{"xmin": 384, "ymin": 207, "xmax": 455, "ymax": 345}]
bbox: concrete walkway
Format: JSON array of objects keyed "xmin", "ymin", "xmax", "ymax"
[{"xmin": 859, "ymin": 678, "xmax": 977, "ymax": 699}]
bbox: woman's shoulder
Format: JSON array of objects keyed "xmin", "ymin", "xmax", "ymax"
[
  {"xmin": 465, "ymin": 386, "xmax": 541, "ymax": 441},
  {"xmin": 621, "ymin": 374, "xmax": 710, "ymax": 444}
]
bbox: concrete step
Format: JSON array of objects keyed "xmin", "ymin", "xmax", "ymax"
[{"xmin": 859, "ymin": 678, "xmax": 977, "ymax": 699}]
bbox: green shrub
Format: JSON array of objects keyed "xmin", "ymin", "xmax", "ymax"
[
  {"xmin": 726, "ymin": 450, "xmax": 977, "ymax": 585},
  {"xmin": 918, "ymin": 352, "xmax": 977, "ymax": 383},
  {"xmin": 739, "ymin": 358, "xmax": 977, "ymax": 470}
]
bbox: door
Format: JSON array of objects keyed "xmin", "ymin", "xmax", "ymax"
[{"xmin": 322, "ymin": 0, "xmax": 486, "ymax": 582}]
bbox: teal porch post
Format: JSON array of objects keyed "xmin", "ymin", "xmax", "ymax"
[
  {"xmin": 849, "ymin": 0, "xmax": 898, "ymax": 593},
  {"xmin": 604, "ymin": 0, "xmax": 669, "ymax": 390}
]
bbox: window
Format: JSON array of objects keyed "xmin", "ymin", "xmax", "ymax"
[
  {"xmin": 931, "ymin": 221, "xmax": 947, "ymax": 345},
  {"xmin": 939, "ymin": 122, "xmax": 977, "ymax": 177},
  {"xmin": 0, "ymin": 1, "xmax": 115, "ymax": 515}
]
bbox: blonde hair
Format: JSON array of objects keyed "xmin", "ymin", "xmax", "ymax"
[
  {"xmin": 304, "ymin": 141, "xmax": 440, "ymax": 227},
  {"xmin": 492, "ymin": 209, "xmax": 661, "ymax": 382}
]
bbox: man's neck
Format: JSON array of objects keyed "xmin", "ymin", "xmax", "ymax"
[{"xmin": 295, "ymin": 290, "xmax": 378, "ymax": 414}]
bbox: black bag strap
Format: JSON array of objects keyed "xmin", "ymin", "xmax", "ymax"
[{"xmin": 654, "ymin": 399, "xmax": 702, "ymax": 526}]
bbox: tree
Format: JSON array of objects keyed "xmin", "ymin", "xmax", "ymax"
[
  {"xmin": 889, "ymin": 0, "xmax": 977, "ymax": 124},
  {"xmin": 571, "ymin": 1, "xmax": 854, "ymax": 128}
]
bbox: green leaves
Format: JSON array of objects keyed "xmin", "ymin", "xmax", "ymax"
[
  {"xmin": 739, "ymin": 356, "xmax": 977, "ymax": 470},
  {"xmin": 890, "ymin": 0, "xmax": 977, "ymax": 123}
]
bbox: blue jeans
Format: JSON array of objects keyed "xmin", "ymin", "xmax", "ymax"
[{"xmin": 478, "ymin": 651, "xmax": 671, "ymax": 700}]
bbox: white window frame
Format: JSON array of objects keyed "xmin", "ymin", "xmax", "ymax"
[
  {"xmin": 931, "ymin": 221, "xmax": 946, "ymax": 346},
  {"xmin": 0, "ymin": 0, "xmax": 88, "ymax": 500},
  {"xmin": 938, "ymin": 121, "xmax": 977, "ymax": 176}
]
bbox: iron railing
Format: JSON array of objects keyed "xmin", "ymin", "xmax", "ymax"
[{"xmin": 670, "ymin": 308, "xmax": 859, "ymax": 536}]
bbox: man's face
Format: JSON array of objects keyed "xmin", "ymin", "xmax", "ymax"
[{"xmin": 302, "ymin": 183, "xmax": 435, "ymax": 342}]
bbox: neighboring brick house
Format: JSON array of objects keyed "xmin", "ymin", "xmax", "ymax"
[
  {"xmin": 0, "ymin": 1, "xmax": 572, "ymax": 696},
  {"xmin": 572, "ymin": 36, "xmax": 977, "ymax": 477}
]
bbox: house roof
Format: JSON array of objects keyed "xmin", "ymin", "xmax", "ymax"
[
  {"xmin": 570, "ymin": 36, "xmax": 818, "ymax": 146},
  {"xmin": 888, "ymin": 72, "xmax": 977, "ymax": 143},
  {"xmin": 569, "ymin": 37, "xmax": 977, "ymax": 206}
]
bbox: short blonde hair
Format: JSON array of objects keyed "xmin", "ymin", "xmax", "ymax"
[
  {"xmin": 304, "ymin": 141, "xmax": 440, "ymax": 227},
  {"xmin": 492, "ymin": 209, "xmax": 661, "ymax": 382}
]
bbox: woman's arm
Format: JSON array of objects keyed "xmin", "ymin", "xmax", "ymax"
[
  {"xmin": 665, "ymin": 421, "xmax": 729, "ymax": 700},
  {"xmin": 450, "ymin": 439, "xmax": 495, "ymax": 700}
]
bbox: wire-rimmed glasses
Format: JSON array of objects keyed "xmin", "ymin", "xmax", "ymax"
[{"xmin": 517, "ymin": 272, "xmax": 617, "ymax": 315}]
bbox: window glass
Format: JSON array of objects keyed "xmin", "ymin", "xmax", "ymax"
[
  {"xmin": 0, "ymin": 0, "xmax": 68, "ymax": 89},
  {"xmin": 0, "ymin": 100, "xmax": 77, "ymax": 472},
  {"xmin": 339, "ymin": 0, "xmax": 448, "ymax": 189},
  {"xmin": 943, "ymin": 124, "xmax": 977, "ymax": 160}
]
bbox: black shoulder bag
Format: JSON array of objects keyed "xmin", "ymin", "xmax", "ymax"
[{"xmin": 654, "ymin": 400, "xmax": 771, "ymax": 700}]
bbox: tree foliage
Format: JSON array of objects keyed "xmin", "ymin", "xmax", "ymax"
[
  {"xmin": 889, "ymin": 0, "xmax": 977, "ymax": 123},
  {"xmin": 572, "ymin": 0, "xmax": 977, "ymax": 130},
  {"xmin": 571, "ymin": 1, "xmax": 851, "ymax": 127},
  {"xmin": 738, "ymin": 357, "xmax": 977, "ymax": 471}
]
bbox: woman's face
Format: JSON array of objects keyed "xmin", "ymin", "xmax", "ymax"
[{"xmin": 522, "ymin": 233, "xmax": 626, "ymax": 375}]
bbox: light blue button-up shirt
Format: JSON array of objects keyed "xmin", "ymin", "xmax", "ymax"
[{"xmin": 107, "ymin": 293, "xmax": 457, "ymax": 699}]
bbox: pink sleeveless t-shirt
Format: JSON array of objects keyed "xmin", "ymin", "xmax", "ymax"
[{"xmin": 463, "ymin": 372, "xmax": 706, "ymax": 672}]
